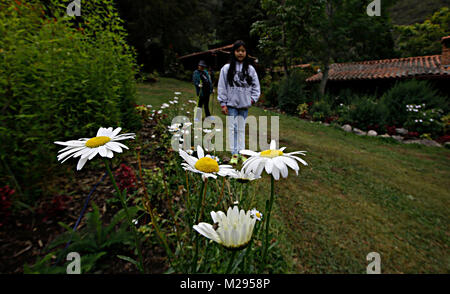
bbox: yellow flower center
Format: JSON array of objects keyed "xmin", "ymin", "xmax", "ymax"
[
  {"xmin": 194, "ymin": 157, "xmax": 219, "ymax": 173},
  {"xmin": 256, "ymin": 212, "xmax": 261, "ymax": 219},
  {"xmin": 85, "ymin": 136, "xmax": 111, "ymax": 148},
  {"xmin": 260, "ymin": 149, "xmax": 283, "ymax": 158}
]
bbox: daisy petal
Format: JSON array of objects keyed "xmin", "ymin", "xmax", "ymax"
[
  {"xmin": 77, "ymin": 157, "xmax": 88, "ymax": 170},
  {"xmin": 105, "ymin": 142, "xmax": 123, "ymax": 153},
  {"xmin": 239, "ymin": 150, "xmax": 258, "ymax": 157},
  {"xmin": 197, "ymin": 145, "xmax": 204, "ymax": 158},
  {"xmin": 98, "ymin": 146, "xmax": 108, "ymax": 157},
  {"xmin": 270, "ymin": 140, "xmax": 276, "ymax": 150}
]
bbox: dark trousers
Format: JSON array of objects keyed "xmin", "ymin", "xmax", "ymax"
[{"xmin": 198, "ymin": 93, "xmax": 211, "ymax": 118}]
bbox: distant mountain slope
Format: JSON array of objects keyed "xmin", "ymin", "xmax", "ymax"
[{"xmin": 388, "ymin": 0, "xmax": 450, "ymax": 25}]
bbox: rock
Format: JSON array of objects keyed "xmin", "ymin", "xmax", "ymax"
[
  {"xmin": 380, "ymin": 134, "xmax": 391, "ymax": 138},
  {"xmin": 395, "ymin": 128, "xmax": 408, "ymax": 135},
  {"xmin": 367, "ymin": 130, "xmax": 378, "ymax": 137},
  {"xmin": 403, "ymin": 139, "xmax": 442, "ymax": 147},
  {"xmin": 353, "ymin": 128, "xmax": 367, "ymax": 136},
  {"xmin": 342, "ymin": 124, "xmax": 352, "ymax": 132},
  {"xmin": 391, "ymin": 135, "xmax": 404, "ymax": 142}
]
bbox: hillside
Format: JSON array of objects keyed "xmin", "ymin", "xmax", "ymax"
[{"xmin": 389, "ymin": 0, "xmax": 450, "ymax": 25}]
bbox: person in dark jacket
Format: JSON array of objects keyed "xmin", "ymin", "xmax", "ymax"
[{"xmin": 192, "ymin": 60, "xmax": 214, "ymax": 120}]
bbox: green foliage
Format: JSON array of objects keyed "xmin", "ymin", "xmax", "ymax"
[
  {"xmin": 25, "ymin": 203, "xmax": 139, "ymax": 274},
  {"xmin": 394, "ymin": 7, "xmax": 450, "ymax": 57},
  {"xmin": 260, "ymin": 75, "xmax": 280, "ymax": 107},
  {"xmin": 50, "ymin": 203, "xmax": 138, "ymax": 253},
  {"xmin": 24, "ymin": 251, "xmax": 107, "ymax": 274},
  {"xmin": 404, "ymin": 106, "xmax": 445, "ymax": 137},
  {"xmin": 297, "ymin": 103, "xmax": 309, "ymax": 117},
  {"xmin": 310, "ymin": 100, "xmax": 332, "ymax": 122},
  {"xmin": 344, "ymin": 96, "xmax": 387, "ymax": 131},
  {"xmin": 277, "ymin": 70, "xmax": 310, "ymax": 114},
  {"xmin": 380, "ymin": 80, "xmax": 448, "ymax": 126},
  {"xmin": 0, "ymin": 0, "xmax": 140, "ymax": 203}
]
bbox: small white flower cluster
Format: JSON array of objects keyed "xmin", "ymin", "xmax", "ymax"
[{"xmin": 406, "ymin": 104, "xmax": 425, "ymax": 112}]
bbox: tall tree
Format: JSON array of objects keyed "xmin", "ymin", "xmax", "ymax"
[
  {"xmin": 115, "ymin": 0, "xmax": 218, "ymax": 72},
  {"xmin": 252, "ymin": 0, "xmax": 397, "ymax": 94},
  {"xmin": 251, "ymin": 0, "xmax": 314, "ymax": 75},
  {"xmin": 306, "ymin": 0, "xmax": 397, "ymax": 94},
  {"xmin": 394, "ymin": 7, "xmax": 450, "ymax": 57},
  {"xmin": 216, "ymin": 0, "xmax": 263, "ymax": 49}
]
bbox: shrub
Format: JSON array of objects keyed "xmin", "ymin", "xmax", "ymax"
[
  {"xmin": 0, "ymin": 0, "xmax": 141, "ymax": 203},
  {"xmin": 346, "ymin": 96, "xmax": 387, "ymax": 131},
  {"xmin": 277, "ymin": 70, "xmax": 310, "ymax": 114},
  {"xmin": 403, "ymin": 105, "xmax": 444, "ymax": 137},
  {"xmin": 297, "ymin": 103, "xmax": 309, "ymax": 118},
  {"xmin": 264, "ymin": 82, "xmax": 280, "ymax": 107},
  {"xmin": 380, "ymin": 80, "xmax": 448, "ymax": 126},
  {"xmin": 309, "ymin": 100, "xmax": 332, "ymax": 121}
]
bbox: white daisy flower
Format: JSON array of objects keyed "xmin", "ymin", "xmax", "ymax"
[
  {"xmin": 146, "ymin": 105, "xmax": 152, "ymax": 108},
  {"xmin": 203, "ymin": 129, "xmax": 212, "ymax": 133},
  {"xmin": 161, "ymin": 103, "xmax": 170, "ymax": 109},
  {"xmin": 157, "ymin": 110, "xmax": 163, "ymax": 114},
  {"xmin": 174, "ymin": 92, "xmax": 182, "ymax": 95},
  {"xmin": 240, "ymin": 140, "xmax": 308, "ymax": 180},
  {"xmin": 228, "ymin": 169, "xmax": 260, "ymax": 183},
  {"xmin": 250, "ymin": 208, "xmax": 263, "ymax": 221},
  {"xmin": 179, "ymin": 145, "xmax": 235, "ymax": 181},
  {"xmin": 193, "ymin": 206, "xmax": 257, "ymax": 250},
  {"xmin": 54, "ymin": 127, "xmax": 135, "ymax": 170}
]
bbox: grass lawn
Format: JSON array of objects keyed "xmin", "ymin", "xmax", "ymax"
[{"xmin": 137, "ymin": 77, "xmax": 450, "ymax": 273}]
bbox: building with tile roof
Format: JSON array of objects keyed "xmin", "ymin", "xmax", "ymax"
[{"xmin": 306, "ymin": 36, "xmax": 450, "ymax": 95}]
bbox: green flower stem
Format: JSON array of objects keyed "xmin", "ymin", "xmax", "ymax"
[
  {"xmin": 243, "ymin": 222, "xmax": 261, "ymax": 272},
  {"xmin": 226, "ymin": 250, "xmax": 238, "ymax": 274},
  {"xmin": 262, "ymin": 175, "xmax": 275, "ymax": 266},
  {"xmin": 136, "ymin": 151, "xmax": 174, "ymax": 262},
  {"xmin": 192, "ymin": 179, "xmax": 207, "ymax": 272},
  {"xmin": 195, "ymin": 180, "xmax": 207, "ymax": 223},
  {"xmin": 104, "ymin": 159, "xmax": 145, "ymax": 273},
  {"xmin": 185, "ymin": 171, "xmax": 191, "ymax": 209},
  {"xmin": 239, "ymin": 184, "xmax": 243, "ymax": 204}
]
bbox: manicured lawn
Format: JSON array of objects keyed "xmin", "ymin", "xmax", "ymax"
[{"xmin": 137, "ymin": 78, "xmax": 450, "ymax": 273}]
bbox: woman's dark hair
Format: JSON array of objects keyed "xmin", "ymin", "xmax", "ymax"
[{"xmin": 227, "ymin": 40, "xmax": 253, "ymax": 87}]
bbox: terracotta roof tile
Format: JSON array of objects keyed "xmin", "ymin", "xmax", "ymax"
[{"xmin": 306, "ymin": 55, "xmax": 450, "ymax": 82}]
